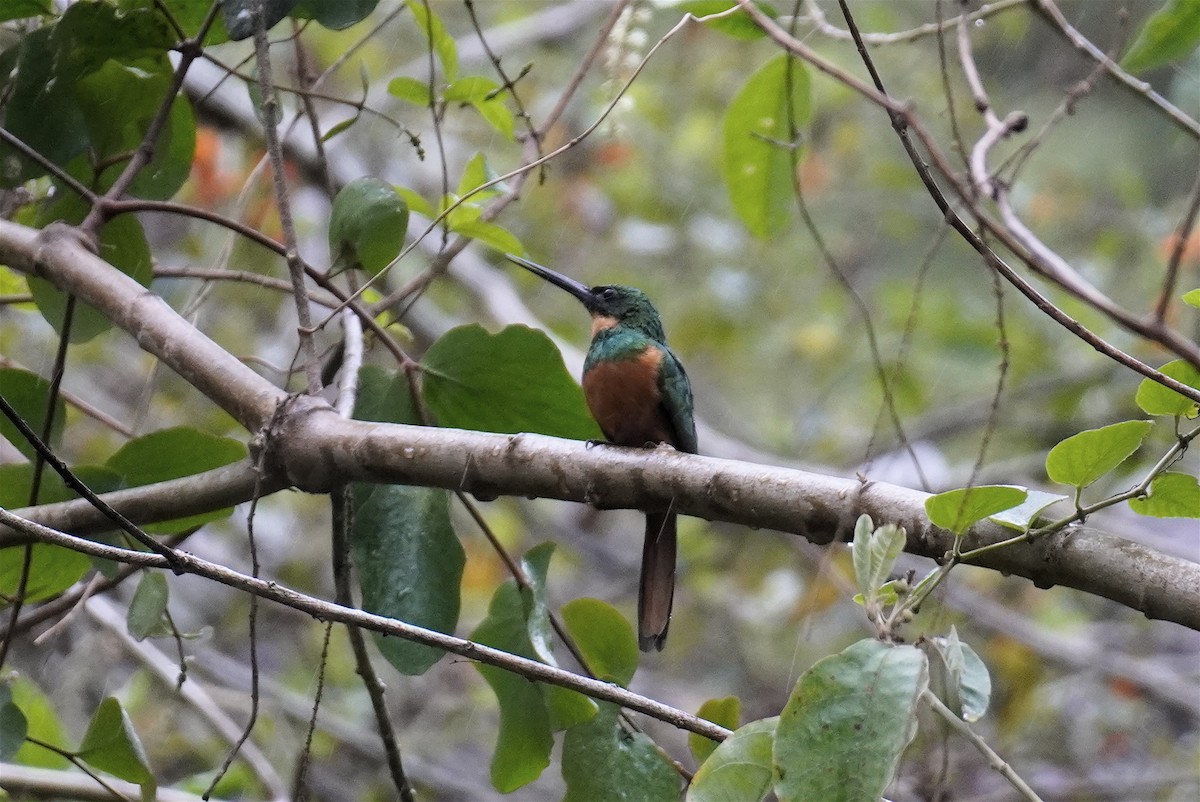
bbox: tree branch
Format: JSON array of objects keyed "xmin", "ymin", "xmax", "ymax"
[{"xmin": 1, "ymin": 218, "xmax": 1196, "ymax": 631}]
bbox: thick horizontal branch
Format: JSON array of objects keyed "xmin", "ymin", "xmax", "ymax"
[{"xmin": 1, "ymin": 219, "xmax": 1197, "ymax": 631}]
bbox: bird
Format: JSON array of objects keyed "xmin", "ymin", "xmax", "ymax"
[{"xmin": 506, "ymin": 254, "xmax": 698, "ymax": 651}]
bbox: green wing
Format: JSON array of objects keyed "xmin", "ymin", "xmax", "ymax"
[{"xmin": 656, "ymin": 345, "xmax": 698, "ymax": 454}]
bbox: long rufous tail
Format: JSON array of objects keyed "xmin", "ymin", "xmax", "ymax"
[{"xmin": 638, "ymin": 507, "xmax": 677, "ymax": 652}]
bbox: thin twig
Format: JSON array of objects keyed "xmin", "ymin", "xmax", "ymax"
[{"xmin": 250, "ymin": 1, "xmax": 322, "ymax": 394}]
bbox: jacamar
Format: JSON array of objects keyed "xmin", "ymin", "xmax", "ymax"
[{"xmin": 506, "ymin": 255, "xmax": 698, "ymax": 651}]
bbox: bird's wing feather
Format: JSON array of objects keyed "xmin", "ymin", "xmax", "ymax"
[{"xmin": 656, "ymin": 346, "xmax": 698, "ymax": 454}]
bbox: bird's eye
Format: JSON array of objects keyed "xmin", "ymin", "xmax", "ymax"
[{"xmin": 600, "ymin": 288, "xmax": 616, "ymax": 301}]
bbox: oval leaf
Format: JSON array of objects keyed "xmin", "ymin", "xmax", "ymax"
[
  {"xmin": 0, "ymin": 685, "xmax": 29, "ymax": 761},
  {"xmin": 925, "ymin": 485, "xmax": 1028, "ymax": 535},
  {"xmin": 561, "ymin": 597, "xmax": 639, "ymax": 687},
  {"xmin": 989, "ymin": 489, "xmax": 1068, "ymax": 530},
  {"xmin": 722, "ymin": 54, "xmax": 810, "ymax": 238},
  {"xmin": 1045, "ymin": 420, "xmax": 1154, "ymax": 489},
  {"xmin": 1135, "ymin": 360, "xmax": 1200, "ymax": 417},
  {"xmin": 351, "ymin": 483, "xmax": 463, "ymax": 675},
  {"xmin": 329, "ymin": 177, "xmax": 409, "ymax": 275},
  {"xmin": 421, "ymin": 324, "xmax": 601, "ymax": 440},
  {"xmin": 126, "ymin": 571, "xmax": 169, "ymax": 641},
  {"xmin": 78, "ymin": 697, "xmax": 154, "ymax": 786},
  {"xmin": 687, "ymin": 717, "xmax": 777, "ymax": 802},
  {"xmin": 773, "ymin": 639, "xmax": 928, "ymax": 802},
  {"xmin": 1122, "ymin": 0, "xmax": 1200, "ymax": 73}
]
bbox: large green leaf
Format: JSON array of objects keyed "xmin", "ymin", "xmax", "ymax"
[
  {"xmin": 351, "ymin": 366, "xmax": 462, "ymax": 675},
  {"xmin": 470, "ymin": 579, "xmax": 555, "ymax": 792},
  {"xmin": 924, "ymin": 485, "xmax": 1028, "ymax": 535},
  {"xmin": 0, "ymin": 3, "xmax": 175, "ymax": 183},
  {"xmin": 351, "ymin": 483, "xmax": 463, "ymax": 675},
  {"xmin": 1134, "ymin": 360, "xmax": 1200, "ymax": 417},
  {"xmin": 422, "ymin": 324, "xmax": 601, "ymax": 440},
  {"xmin": 687, "ymin": 717, "xmax": 777, "ymax": 802},
  {"xmin": 773, "ymin": 639, "xmax": 928, "ymax": 802},
  {"xmin": 0, "ymin": 368, "xmax": 66, "ymax": 462},
  {"xmin": 1122, "ymin": 0, "xmax": 1200, "ymax": 73},
  {"xmin": 1045, "ymin": 420, "xmax": 1154, "ymax": 489},
  {"xmin": 329, "ymin": 178, "xmax": 409, "ymax": 275},
  {"xmin": 562, "ymin": 701, "xmax": 679, "ymax": 802},
  {"xmin": 105, "ymin": 427, "xmax": 246, "ymax": 533},
  {"xmin": 78, "ymin": 697, "xmax": 155, "ymax": 789},
  {"xmin": 722, "ymin": 54, "xmax": 810, "ymax": 238}
]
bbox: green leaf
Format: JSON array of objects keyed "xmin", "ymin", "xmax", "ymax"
[
  {"xmin": 1135, "ymin": 360, "xmax": 1200, "ymax": 417},
  {"xmin": 561, "ymin": 597, "xmax": 639, "ymax": 687},
  {"xmin": 1129, "ymin": 472, "xmax": 1200, "ymax": 518},
  {"xmin": 562, "ymin": 702, "xmax": 679, "ymax": 802},
  {"xmin": 292, "ymin": 0, "xmax": 380, "ymax": 30},
  {"xmin": 30, "ymin": 201, "xmax": 153, "ymax": 343},
  {"xmin": 0, "ymin": 1, "xmax": 51, "ymax": 23},
  {"xmin": 444, "ymin": 203, "xmax": 524, "ymax": 254},
  {"xmin": 329, "ymin": 177, "xmax": 409, "ymax": 275},
  {"xmin": 675, "ymin": 0, "xmax": 778, "ymax": 40},
  {"xmin": 989, "ymin": 489, "xmax": 1068, "ymax": 530},
  {"xmin": 773, "ymin": 639, "xmax": 928, "ymax": 802},
  {"xmin": 10, "ymin": 677, "xmax": 69, "ymax": 768},
  {"xmin": 0, "ymin": 463, "xmax": 122, "ymax": 508},
  {"xmin": 1045, "ymin": 420, "xmax": 1154, "ymax": 489},
  {"xmin": 1182, "ymin": 288, "xmax": 1200, "ymax": 308},
  {"xmin": 72, "ymin": 58, "xmax": 195, "ymax": 200},
  {"xmin": 444, "ymin": 76, "xmax": 499, "ymax": 102},
  {"xmin": 1122, "ymin": 0, "xmax": 1200, "ymax": 73},
  {"xmin": 456, "ymin": 152, "xmax": 507, "ymax": 202},
  {"xmin": 924, "ymin": 485, "xmax": 1028, "ymax": 535},
  {"xmin": 0, "ymin": 684, "xmax": 29, "ymax": 761},
  {"xmin": 106, "ymin": 427, "xmax": 246, "ymax": 534},
  {"xmin": 521, "ymin": 547, "xmax": 596, "ymax": 731},
  {"xmin": 387, "ymin": 76, "xmax": 432, "ymax": 106},
  {"xmin": 923, "ymin": 628, "xmax": 991, "ymax": 723},
  {"xmin": 351, "ymin": 483, "xmax": 462, "ymax": 674},
  {"xmin": 687, "ymin": 717, "xmax": 777, "ymax": 802},
  {"xmin": 0, "ymin": 543, "xmax": 91, "ymax": 604},
  {"xmin": 0, "ymin": 368, "xmax": 66, "ymax": 462},
  {"xmin": 722, "ymin": 54, "xmax": 810, "ymax": 238},
  {"xmin": 689, "ymin": 696, "xmax": 741, "ymax": 764},
  {"xmin": 407, "ymin": 0, "xmax": 457, "ymax": 82},
  {"xmin": 78, "ymin": 697, "xmax": 155, "ymax": 787},
  {"xmin": 395, "ymin": 186, "xmax": 436, "ymax": 218},
  {"xmin": 850, "ymin": 514, "xmax": 906, "ymax": 603},
  {"xmin": 471, "ymin": 580, "xmax": 555, "ymax": 792},
  {"xmin": 127, "ymin": 571, "xmax": 170, "ymax": 641},
  {"xmin": 349, "ymin": 366, "xmax": 462, "ymax": 675},
  {"xmin": 421, "ymin": 324, "xmax": 601, "ymax": 440}
]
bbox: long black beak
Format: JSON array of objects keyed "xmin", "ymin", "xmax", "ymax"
[{"xmin": 505, "ymin": 254, "xmax": 596, "ymax": 310}]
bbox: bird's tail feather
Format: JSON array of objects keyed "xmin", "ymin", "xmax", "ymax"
[{"xmin": 638, "ymin": 505, "xmax": 676, "ymax": 652}]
